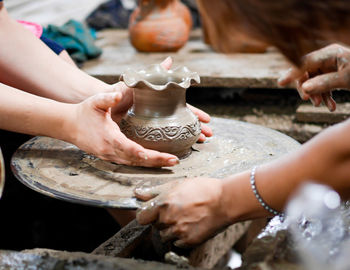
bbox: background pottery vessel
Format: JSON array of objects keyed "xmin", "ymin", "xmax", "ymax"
[
  {"xmin": 120, "ymin": 64, "xmax": 201, "ymax": 159},
  {"xmin": 129, "ymin": 0, "xmax": 192, "ymax": 52}
]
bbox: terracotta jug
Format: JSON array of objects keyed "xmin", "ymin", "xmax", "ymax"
[
  {"xmin": 129, "ymin": 0, "xmax": 192, "ymax": 52},
  {"xmin": 119, "ymin": 64, "xmax": 201, "ymax": 159}
]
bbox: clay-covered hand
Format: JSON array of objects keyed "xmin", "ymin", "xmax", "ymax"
[
  {"xmin": 135, "ymin": 178, "xmax": 231, "ymax": 247},
  {"xmin": 278, "ymin": 44, "xmax": 350, "ymax": 111},
  {"xmin": 68, "ymin": 92, "xmax": 180, "ymax": 167},
  {"xmin": 110, "ymin": 57, "xmax": 213, "ymax": 142}
]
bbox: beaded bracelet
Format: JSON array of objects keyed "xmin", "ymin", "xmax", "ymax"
[{"xmin": 250, "ymin": 166, "xmax": 284, "ymax": 217}]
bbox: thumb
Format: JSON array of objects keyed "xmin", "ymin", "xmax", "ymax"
[
  {"xmin": 278, "ymin": 67, "xmax": 302, "ymax": 86},
  {"xmin": 134, "ymin": 181, "xmax": 180, "ymax": 201},
  {"xmin": 92, "ymin": 92, "xmax": 122, "ymax": 111}
]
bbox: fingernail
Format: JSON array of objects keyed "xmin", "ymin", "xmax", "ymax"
[
  {"xmin": 165, "ymin": 56, "xmax": 172, "ymax": 62},
  {"xmin": 168, "ymin": 158, "xmax": 179, "ymax": 166},
  {"xmin": 138, "ymin": 152, "xmax": 148, "ymax": 160}
]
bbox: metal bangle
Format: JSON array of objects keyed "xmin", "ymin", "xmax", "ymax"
[{"xmin": 250, "ymin": 166, "xmax": 283, "ymax": 217}]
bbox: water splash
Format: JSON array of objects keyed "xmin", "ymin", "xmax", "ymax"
[{"xmin": 285, "ymin": 183, "xmax": 350, "ymax": 270}]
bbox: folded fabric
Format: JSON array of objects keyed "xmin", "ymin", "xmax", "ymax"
[
  {"xmin": 86, "ymin": 0, "xmax": 133, "ymax": 31},
  {"xmin": 42, "ymin": 20, "xmax": 102, "ymax": 63}
]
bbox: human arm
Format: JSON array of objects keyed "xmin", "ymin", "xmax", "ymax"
[
  {"xmin": 135, "ymin": 118, "xmax": 350, "ymax": 246},
  {"xmin": 0, "ymin": 5, "xmax": 109, "ymax": 103},
  {"xmin": 0, "ymin": 83, "xmax": 180, "ymax": 167},
  {"xmin": 0, "ymin": 3, "xmax": 212, "ymax": 163},
  {"xmin": 278, "ymin": 44, "xmax": 350, "ymax": 112}
]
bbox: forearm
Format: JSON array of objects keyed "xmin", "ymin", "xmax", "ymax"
[
  {"xmin": 222, "ymin": 120, "xmax": 350, "ymax": 222},
  {"xmin": 0, "ymin": 6, "xmax": 109, "ymax": 103},
  {"xmin": 0, "ymin": 83, "xmax": 74, "ymax": 141}
]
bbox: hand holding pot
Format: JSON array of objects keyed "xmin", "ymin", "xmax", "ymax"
[
  {"xmin": 69, "ymin": 92, "xmax": 180, "ymax": 167},
  {"xmin": 278, "ymin": 44, "xmax": 350, "ymax": 111}
]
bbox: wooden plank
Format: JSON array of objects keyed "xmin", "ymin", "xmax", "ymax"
[
  {"xmin": 189, "ymin": 221, "xmax": 251, "ymax": 268},
  {"xmin": 83, "ymin": 30, "xmax": 292, "ymax": 88},
  {"xmin": 92, "ymin": 218, "xmax": 251, "ymax": 269},
  {"xmin": 296, "ymin": 103, "xmax": 350, "ymax": 124},
  {"xmin": 92, "ymin": 219, "xmax": 151, "ymax": 258}
]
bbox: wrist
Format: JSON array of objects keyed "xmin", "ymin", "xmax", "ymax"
[
  {"xmin": 44, "ymin": 102, "xmax": 78, "ymax": 144},
  {"xmin": 221, "ymin": 171, "xmax": 268, "ymax": 224}
]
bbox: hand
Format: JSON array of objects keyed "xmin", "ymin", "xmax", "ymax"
[
  {"xmin": 67, "ymin": 92, "xmax": 180, "ymax": 167},
  {"xmin": 110, "ymin": 57, "xmax": 213, "ymax": 142},
  {"xmin": 278, "ymin": 44, "xmax": 350, "ymax": 111},
  {"xmin": 135, "ymin": 178, "xmax": 230, "ymax": 247}
]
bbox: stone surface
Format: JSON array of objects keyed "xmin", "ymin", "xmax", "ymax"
[
  {"xmin": 82, "ymin": 30, "xmax": 292, "ymax": 88},
  {"xmin": 296, "ymin": 103, "xmax": 350, "ymax": 124},
  {"xmin": 0, "ymin": 249, "xmax": 205, "ymax": 270},
  {"xmin": 11, "ymin": 118, "xmax": 300, "ymax": 209}
]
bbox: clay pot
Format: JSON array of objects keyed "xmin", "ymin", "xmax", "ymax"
[
  {"xmin": 0, "ymin": 147, "xmax": 4, "ymax": 199},
  {"xmin": 119, "ymin": 64, "xmax": 201, "ymax": 158},
  {"xmin": 129, "ymin": 0, "xmax": 192, "ymax": 52}
]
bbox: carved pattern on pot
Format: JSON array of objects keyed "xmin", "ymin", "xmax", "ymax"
[{"xmin": 120, "ymin": 119, "xmax": 201, "ymax": 142}]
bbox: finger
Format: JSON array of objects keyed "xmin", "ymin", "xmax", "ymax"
[
  {"xmin": 136, "ymin": 198, "xmax": 161, "ymax": 225},
  {"xmin": 173, "ymin": 239, "xmax": 190, "ymax": 249},
  {"xmin": 301, "ymin": 45, "xmax": 340, "ymax": 75},
  {"xmin": 160, "ymin": 56, "xmax": 173, "ymax": 70},
  {"xmin": 322, "ymin": 92, "xmax": 337, "ymax": 112},
  {"xmin": 310, "ymin": 94, "xmax": 322, "ymax": 107},
  {"xmin": 139, "ymin": 148, "xmax": 179, "ymax": 167},
  {"xmin": 187, "ymin": 104, "xmax": 211, "ymax": 123},
  {"xmin": 113, "ymin": 133, "xmax": 179, "ymax": 167},
  {"xmin": 200, "ymin": 123, "xmax": 212, "ymax": 138},
  {"xmin": 160, "ymin": 227, "xmax": 178, "ymax": 243},
  {"xmin": 296, "ymin": 72, "xmax": 310, "ymax": 100},
  {"xmin": 197, "ymin": 133, "xmax": 206, "ymax": 143},
  {"xmin": 278, "ymin": 67, "xmax": 302, "ymax": 86},
  {"xmin": 301, "ymin": 72, "xmax": 346, "ymax": 95},
  {"xmin": 134, "ymin": 182, "xmax": 175, "ymax": 201},
  {"xmin": 92, "ymin": 92, "xmax": 122, "ymax": 111}
]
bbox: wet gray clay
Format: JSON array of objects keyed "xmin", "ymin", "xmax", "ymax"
[{"xmin": 119, "ymin": 64, "xmax": 201, "ymax": 158}]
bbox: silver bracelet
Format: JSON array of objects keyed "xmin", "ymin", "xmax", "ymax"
[{"xmin": 250, "ymin": 166, "xmax": 283, "ymax": 216}]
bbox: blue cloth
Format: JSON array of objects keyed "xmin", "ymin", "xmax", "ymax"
[{"xmin": 42, "ymin": 19, "xmax": 101, "ymax": 63}]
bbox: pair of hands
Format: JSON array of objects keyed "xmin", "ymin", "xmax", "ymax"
[
  {"xmin": 279, "ymin": 43, "xmax": 350, "ymax": 111},
  {"xmin": 134, "ymin": 43, "xmax": 350, "ymax": 248},
  {"xmin": 68, "ymin": 57, "xmax": 212, "ymax": 168}
]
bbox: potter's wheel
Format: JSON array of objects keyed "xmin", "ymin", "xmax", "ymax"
[{"xmin": 11, "ymin": 118, "xmax": 300, "ymax": 209}]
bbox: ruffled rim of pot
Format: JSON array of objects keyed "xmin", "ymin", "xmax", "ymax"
[{"xmin": 119, "ymin": 64, "xmax": 200, "ymax": 91}]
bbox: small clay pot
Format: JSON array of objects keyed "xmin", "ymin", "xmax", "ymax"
[
  {"xmin": 0, "ymin": 147, "xmax": 4, "ymax": 198},
  {"xmin": 129, "ymin": 0, "xmax": 192, "ymax": 52},
  {"xmin": 119, "ymin": 64, "xmax": 201, "ymax": 158}
]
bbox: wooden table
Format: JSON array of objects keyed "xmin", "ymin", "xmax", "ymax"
[{"xmin": 83, "ymin": 30, "xmax": 292, "ymax": 88}]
